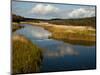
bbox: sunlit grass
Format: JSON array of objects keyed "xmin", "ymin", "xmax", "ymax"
[
  {"xmin": 12, "ymin": 22, "xmax": 24, "ymax": 32},
  {"xmin": 12, "ymin": 35, "xmax": 43, "ymax": 74},
  {"xmin": 17, "ymin": 21, "xmax": 96, "ymax": 45},
  {"xmin": 20, "ymin": 21, "xmax": 96, "ymax": 42},
  {"xmin": 42, "ymin": 25, "xmax": 96, "ymax": 42}
]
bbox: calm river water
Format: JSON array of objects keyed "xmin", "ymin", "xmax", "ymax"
[{"xmin": 15, "ymin": 24, "xmax": 96, "ymax": 72}]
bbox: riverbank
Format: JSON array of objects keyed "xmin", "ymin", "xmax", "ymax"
[
  {"xmin": 12, "ymin": 22, "xmax": 24, "ymax": 32},
  {"xmin": 20, "ymin": 22, "xmax": 96, "ymax": 43},
  {"xmin": 12, "ymin": 34, "xmax": 43, "ymax": 74}
]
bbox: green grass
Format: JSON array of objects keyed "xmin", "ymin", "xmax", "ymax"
[{"xmin": 12, "ymin": 35, "xmax": 43, "ymax": 74}]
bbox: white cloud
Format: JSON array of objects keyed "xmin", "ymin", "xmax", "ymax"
[
  {"xmin": 69, "ymin": 7, "xmax": 95, "ymax": 18},
  {"xmin": 31, "ymin": 4, "xmax": 59, "ymax": 15},
  {"xmin": 29, "ymin": 4, "xmax": 95, "ymax": 19}
]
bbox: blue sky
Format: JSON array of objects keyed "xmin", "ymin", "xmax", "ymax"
[{"xmin": 12, "ymin": 1, "xmax": 96, "ymax": 19}]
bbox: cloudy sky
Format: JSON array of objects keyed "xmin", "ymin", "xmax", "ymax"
[{"xmin": 12, "ymin": 1, "xmax": 96, "ymax": 19}]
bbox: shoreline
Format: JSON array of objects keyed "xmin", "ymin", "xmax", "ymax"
[
  {"xmin": 12, "ymin": 22, "xmax": 24, "ymax": 32},
  {"xmin": 20, "ymin": 22, "xmax": 96, "ymax": 42},
  {"xmin": 12, "ymin": 34, "xmax": 43, "ymax": 74},
  {"xmin": 12, "ymin": 23, "xmax": 43, "ymax": 74}
]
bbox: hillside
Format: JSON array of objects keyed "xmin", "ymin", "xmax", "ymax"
[
  {"xmin": 12, "ymin": 14, "xmax": 96, "ymax": 28},
  {"xmin": 48, "ymin": 17, "xmax": 96, "ymax": 28}
]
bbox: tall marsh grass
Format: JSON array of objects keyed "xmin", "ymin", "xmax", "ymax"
[{"xmin": 12, "ymin": 35, "xmax": 42, "ymax": 74}]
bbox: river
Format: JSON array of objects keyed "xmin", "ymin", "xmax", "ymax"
[{"xmin": 14, "ymin": 24, "xmax": 96, "ymax": 72}]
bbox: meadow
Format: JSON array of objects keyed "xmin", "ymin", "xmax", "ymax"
[
  {"xmin": 12, "ymin": 34, "xmax": 43, "ymax": 74},
  {"xmin": 12, "ymin": 14, "xmax": 96, "ymax": 74},
  {"xmin": 20, "ymin": 21, "xmax": 96, "ymax": 45},
  {"xmin": 12, "ymin": 23, "xmax": 43, "ymax": 74}
]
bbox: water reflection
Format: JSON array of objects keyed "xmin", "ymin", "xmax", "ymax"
[
  {"xmin": 15, "ymin": 25, "xmax": 51, "ymax": 40},
  {"xmin": 44, "ymin": 45, "xmax": 79, "ymax": 57},
  {"xmin": 15, "ymin": 24, "xmax": 96, "ymax": 72}
]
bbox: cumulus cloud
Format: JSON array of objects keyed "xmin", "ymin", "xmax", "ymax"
[
  {"xmin": 29, "ymin": 4, "xmax": 95, "ymax": 19},
  {"xmin": 31, "ymin": 4, "xmax": 59, "ymax": 15},
  {"xmin": 69, "ymin": 7, "xmax": 95, "ymax": 18}
]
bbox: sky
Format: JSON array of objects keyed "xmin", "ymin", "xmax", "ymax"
[{"xmin": 12, "ymin": 1, "xmax": 96, "ymax": 19}]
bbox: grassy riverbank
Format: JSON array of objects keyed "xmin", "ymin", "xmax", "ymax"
[
  {"xmin": 44, "ymin": 25, "xmax": 96, "ymax": 46},
  {"xmin": 12, "ymin": 14, "xmax": 96, "ymax": 45},
  {"xmin": 12, "ymin": 34, "xmax": 43, "ymax": 74},
  {"xmin": 12, "ymin": 22, "xmax": 24, "ymax": 32},
  {"xmin": 20, "ymin": 22, "xmax": 96, "ymax": 43}
]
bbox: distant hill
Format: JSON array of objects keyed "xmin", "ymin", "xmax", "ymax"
[
  {"xmin": 12, "ymin": 14, "xmax": 25, "ymax": 22},
  {"xmin": 47, "ymin": 17, "xmax": 96, "ymax": 28},
  {"xmin": 12, "ymin": 14, "xmax": 96, "ymax": 28}
]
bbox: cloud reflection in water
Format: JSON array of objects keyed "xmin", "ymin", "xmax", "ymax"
[
  {"xmin": 44, "ymin": 44, "xmax": 79, "ymax": 57},
  {"xmin": 15, "ymin": 25, "xmax": 79, "ymax": 58},
  {"xmin": 15, "ymin": 25, "xmax": 52, "ymax": 40}
]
